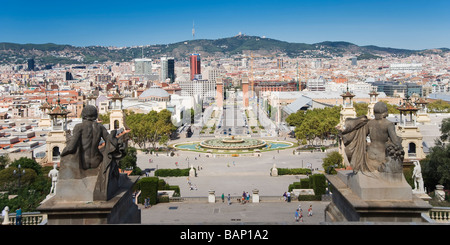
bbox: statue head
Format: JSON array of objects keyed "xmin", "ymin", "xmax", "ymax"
[
  {"xmin": 81, "ymin": 105, "xmax": 98, "ymax": 121},
  {"xmin": 373, "ymin": 101, "xmax": 388, "ymax": 120}
]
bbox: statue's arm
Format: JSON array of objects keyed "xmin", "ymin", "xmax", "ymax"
[
  {"xmin": 387, "ymin": 123, "xmax": 402, "ymax": 147},
  {"xmin": 61, "ymin": 125, "xmax": 81, "ymax": 156}
]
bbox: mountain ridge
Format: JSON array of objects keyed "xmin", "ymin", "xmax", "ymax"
[{"xmin": 0, "ymin": 35, "xmax": 448, "ymax": 65}]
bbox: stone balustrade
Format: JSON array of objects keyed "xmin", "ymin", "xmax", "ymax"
[
  {"xmin": 2, "ymin": 212, "xmax": 47, "ymax": 225},
  {"xmin": 428, "ymin": 207, "xmax": 450, "ymax": 223}
]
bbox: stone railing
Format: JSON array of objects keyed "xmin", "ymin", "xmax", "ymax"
[
  {"xmin": 428, "ymin": 207, "xmax": 450, "ymax": 223},
  {"xmin": 2, "ymin": 212, "xmax": 48, "ymax": 225}
]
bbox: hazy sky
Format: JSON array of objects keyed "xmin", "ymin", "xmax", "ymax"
[{"xmin": 1, "ymin": 0, "xmax": 449, "ymax": 50}]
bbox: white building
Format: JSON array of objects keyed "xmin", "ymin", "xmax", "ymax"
[
  {"xmin": 389, "ymin": 63, "xmax": 422, "ymax": 74},
  {"xmin": 179, "ymin": 79, "xmax": 216, "ymax": 101}
]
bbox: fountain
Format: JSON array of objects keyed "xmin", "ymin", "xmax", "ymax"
[
  {"xmin": 199, "ymin": 136, "xmax": 267, "ymax": 150},
  {"xmin": 172, "ymin": 135, "xmax": 294, "ymax": 153}
]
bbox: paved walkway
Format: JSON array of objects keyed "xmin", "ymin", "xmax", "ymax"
[
  {"xmin": 140, "ymin": 200, "xmax": 329, "ymax": 225},
  {"xmin": 136, "ymin": 139, "xmax": 332, "ymax": 225}
]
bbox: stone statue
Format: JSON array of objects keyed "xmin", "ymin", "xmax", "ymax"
[
  {"xmin": 339, "ymin": 101, "xmax": 404, "ymax": 174},
  {"xmin": 48, "ymin": 163, "xmax": 59, "ymax": 194},
  {"xmin": 61, "ymin": 105, "xmax": 109, "ymax": 170},
  {"xmin": 412, "ymin": 160, "xmax": 424, "ymax": 193},
  {"xmin": 56, "ymin": 105, "xmax": 126, "ymax": 201}
]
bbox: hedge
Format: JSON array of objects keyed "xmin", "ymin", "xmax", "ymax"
[
  {"xmin": 154, "ymin": 168, "xmax": 193, "ymax": 177},
  {"xmin": 275, "ymin": 168, "xmax": 312, "ymax": 175},
  {"xmin": 286, "ymin": 174, "xmax": 327, "ymax": 201},
  {"xmin": 310, "ymin": 174, "xmax": 327, "ymax": 196},
  {"xmin": 136, "ymin": 177, "xmax": 159, "ymax": 205}
]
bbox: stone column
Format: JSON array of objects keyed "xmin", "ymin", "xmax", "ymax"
[
  {"xmin": 208, "ymin": 190, "xmax": 216, "ymax": 203},
  {"xmin": 252, "ymin": 189, "xmax": 260, "ymax": 203}
]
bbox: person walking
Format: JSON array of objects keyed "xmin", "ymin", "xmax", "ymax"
[
  {"xmin": 294, "ymin": 209, "xmax": 299, "ymax": 222},
  {"xmin": 221, "ymin": 193, "xmax": 225, "ymax": 203},
  {"xmin": 308, "ymin": 204, "xmax": 313, "ymax": 216},
  {"xmin": 227, "ymin": 194, "xmax": 231, "ymax": 205}
]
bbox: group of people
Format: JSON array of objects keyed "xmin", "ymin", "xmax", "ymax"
[
  {"xmin": 220, "ymin": 192, "xmax": 251, "ymax": 205},
  {"xmin": 294, "ymin": 204, "xmax": 313, "ymax": 222},
  {"xmin": 187, "ymin": 177, "xmax": 198, "ymax": 191},
  {"xmin": 241, "ymin": 191, "xmax": 250, "ymax": 204},
  {"xmin": 282, "ymin": 192, "xmax": 292, "ymax": 202}
]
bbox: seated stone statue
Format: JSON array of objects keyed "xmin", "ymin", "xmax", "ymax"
[
  {"xmin": 57, "ymin": 105, "xmax": 126, "ymax": 201},
  {"xmin": 339, "ymin": 101, "xmax": 404, "ymax": 174}
]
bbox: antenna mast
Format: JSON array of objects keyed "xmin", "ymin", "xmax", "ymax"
[{"xmin": 192, "ymin": 21, "xmax": 195, "ymax": 40}]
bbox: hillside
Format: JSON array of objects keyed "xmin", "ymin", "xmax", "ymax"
[{"xmin": 0, "ymin": 35, "xmax": 448, "ymax": 66}]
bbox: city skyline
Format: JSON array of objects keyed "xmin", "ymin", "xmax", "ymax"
[{"xmin": 0, "ymin": 0, "xmax": 449, "ymax": 50}]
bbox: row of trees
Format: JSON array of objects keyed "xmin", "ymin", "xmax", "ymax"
[
  {"xmin": 125, "ymin": 109, "xmax": 177, "ymax": 150},
  {"xmin": 286, "ymin": 106, "xmax": 340, "ymax": 145}
]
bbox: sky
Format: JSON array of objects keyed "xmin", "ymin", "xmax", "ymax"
[{"xmin": 0, "ymin": 0, "xmax": 449, "ymax": 50}]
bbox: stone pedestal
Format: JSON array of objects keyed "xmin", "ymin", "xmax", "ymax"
[
  {"xmin": 189, "ymin": 166, "xmax": 196, "ymax": 178},
  {"xmin": 271, "ymin": 166, "xmax": 278, "ymax": 177},
  {"xmin": 37, "ymin": 176, "xmax": 141, "ymax": 225},
  {"xmin": 208, "ymin": 190, "xmax": 216, "ymax": 203},
  {"xmin": 252, "ymin": 189, "xmax": 260, "ymax": 203},
  {"xmin": 325, "ymin": 170, "xmax": 432, "ymax": 223}
]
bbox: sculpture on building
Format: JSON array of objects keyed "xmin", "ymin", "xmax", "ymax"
[{"xmin": 338, "ymin": 101, "xmax": 404, "ymax": 175}]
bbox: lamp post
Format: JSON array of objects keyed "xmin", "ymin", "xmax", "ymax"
[{"xmin": 13, "ymin": 164, "xmax": 25, "ymax": 189}]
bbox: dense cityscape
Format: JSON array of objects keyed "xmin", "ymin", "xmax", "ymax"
[{"xmin": 1, "ymin": 32, "xmax": 450, "ymax": 233}]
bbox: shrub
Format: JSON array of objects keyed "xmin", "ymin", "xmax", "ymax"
[
  {"xmin": 300, "ymin": 178, "xmax": 310, "ymax": 188},
  {"xmin": 136, "ymin": 177, "xmax": 159, "ymax": 205},
  {"xmin": 276, "ymin": 168, "xmax": 312, "ymax": 175},
  {"xmin": 154, "ymin": 168, "xmax": 192, "ymax": 177},
  {"xmin": 310, "ymin": 174, "xmax": 327, "ymax": 196},
  {"xmin": 298, "ymin": 195, "xmax": 322, "ymax": 201}
]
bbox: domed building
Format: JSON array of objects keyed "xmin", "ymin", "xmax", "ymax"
[{"xmin": 138, "ymin": 85, "xmax": 170, "ymax": 102}]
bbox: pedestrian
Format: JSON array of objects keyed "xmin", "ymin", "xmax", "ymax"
[
  {"xmin": 287, "ymin": 192, "xmax": 291, "ymax": 202},
  {"xmin": 283, "ymin": 192, "xmax": 287, "ymax": 202},
  {"xmin": 299, "ymin": 210, "xmax": 303, "ymax": 222},
  {"xmin": 227, "ymin": 194, "xmax": 231, "ymax": 205},
  {"xmin": 308, "ymin": 204, "xmax": 313, "ymax": 216},
  {"xmin": 295, "ymin": 209, "xmax": 299, "ymax": 222},
  {"xmin": 246, "ymin": 192, "xmax": 250, "ymax": 202},
  {"xmin": 15, "ymin": 206, "xmax": 22, "ymax": 225},
  {"xmin": 221, "ymin": 193, "xmax": 225, "ymax": 203}
]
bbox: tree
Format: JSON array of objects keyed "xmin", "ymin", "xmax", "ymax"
[
  {"xmin": 287, "ymin": 106, "xmax": 340, "ymax": 145},
  {"xmin": 439, "ymin": 118, "xmax": 450, "ymax": 142},
  {"xmin": 322, "ymin": 151, "xmax": 344, "ymax": 174},
  {"xmin": 10, "ymin": 157, "xmax": 42, "ymax": 175},
  {"xmin": 354, "ymin": 102, "xmax": 368, "ymax": 117},
  {"xmin": 125, "ymin": 109, "xmax": 176, "ymax": 150},
  {"xmin": 421, "ymin": 118, "xmax": 450, "ymax": 192},
  {"xmin": 119, "ymin": 147, "xmax": 137, "ymax": 170},
  {"xmin": 427, "ymin": 99, "xmax": 450, "ymax": 113},
  {"xmin": 98, "ymin": 111, "xmax": 111, "ymax": 124}
]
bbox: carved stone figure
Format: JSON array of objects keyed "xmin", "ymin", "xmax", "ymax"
[
  {"xmin": 56, "ymin": 105, "xmax": 126, "ymax": 201},
  {"xmin": 339, "ymin": 101, "xmax": 404, "ymax": 174},
  {"xmin": 48, "ymin": 163, "xmax": 59, "ymax": 194},
  {"xmin": 412, "ymin": 160, "xmax": 425, "ymax": 193}
]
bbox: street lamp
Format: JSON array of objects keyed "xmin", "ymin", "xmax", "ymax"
[{"xmin": 13, "ymin": 164, "xmax": 25, "ymax": 188}]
